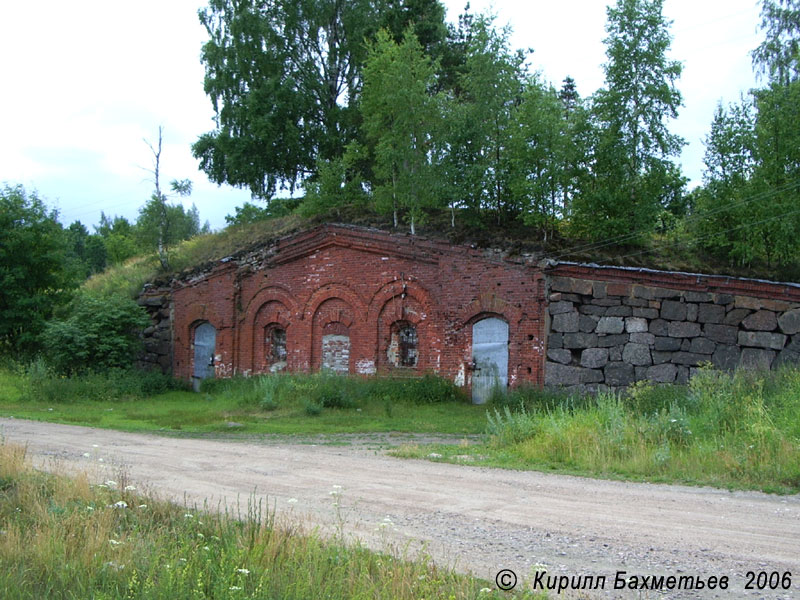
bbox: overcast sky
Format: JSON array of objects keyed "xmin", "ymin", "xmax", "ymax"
[{"xmin": 0, "ymin": 1, "xmax": 762, "ymax": 231}]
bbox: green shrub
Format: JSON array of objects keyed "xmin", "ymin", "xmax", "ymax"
[{"xmin": 40, "ymin": 290, "xmax": 149, "ymax": 375}]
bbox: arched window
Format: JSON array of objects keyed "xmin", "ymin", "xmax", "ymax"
[
  {"xmin": 265, "ymin": 325, "xmax": 287, "ymax": 371},
  {"xmin": 388, "ymin": 321, "xmax": 418, "ymax": 368}
]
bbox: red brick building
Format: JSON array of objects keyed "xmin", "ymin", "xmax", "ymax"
[
  {"xmin": 170, "ymin": 225, "xmax": 547, "ymax": 401},
  {"xmin": 149, "ymin": 223, "xmax": 800, "ymax": 399}
]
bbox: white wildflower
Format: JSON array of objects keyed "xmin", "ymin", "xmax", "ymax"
[
  {"xmin": 287, "ymin": 498, "xmax": 298, "ymax": 504},
  {"xmin": 109, "ymin": 539, "xmax": 123, "ymax": 546},
  {"xmin": 197, "ymin": 532, "xmax": 205, "ymax": 539},
  {"xmin": 138, "ymin": 504, "xmax": 147, "ymax": 509},
  {"xmin": 236, "ymin": 568, "xmax": 250, "ymax": 575},
  {"xmin": 112, "ymin": 501, "xmax": 128, "ymax": 509},
  {"xmin": 229, "ymin": 586, "xmax": 242, "ymax": 591},
  {"xmin": 124, "ymin": 485, "xmax": 136, "ymax": 492},
  {"xmin": 104, "ymin": 480, "xmax": 117, "ymax": 489},
  {"xmin": 82, "ymin": 453, "xmax": 91, "ymax": 458},
  {"xmin": 184, "ymin": 513, "xmax": 194, "ymax": 519}
]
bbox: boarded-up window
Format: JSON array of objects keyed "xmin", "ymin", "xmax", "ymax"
[
  {"xmin": 388, "ymin": 321, "xmax": 418, "ymax": 368},
  {"xmin": 266, "ymin": 326, "xmax": 287, "ymax": 372},
  {"xmin": 322, "ymin": 333, "xmax": 350, "ymax": 373}
]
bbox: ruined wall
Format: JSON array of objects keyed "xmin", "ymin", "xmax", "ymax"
[
  {"xmin": 169, "ymin": 225, "xmax": 547, "ymax": 390},
  {"xmin": 137, "ymin": 286, "xmax": 173, "ymax": 373},
  {"xmin": 544, "ymin": 264, "xmax": 800, "ymax": 393}
]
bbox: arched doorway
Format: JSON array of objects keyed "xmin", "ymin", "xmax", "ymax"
[
  {"xmin": 471, "ymin": 317, "xmax": 508, "ymax": 404},
  {"xmin": 192, "ymin": 322, "xmax": 216, "ymax": 390}
]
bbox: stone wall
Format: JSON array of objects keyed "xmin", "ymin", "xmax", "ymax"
[
  {"xmin": 544, "ymin": 264, "xmax": 800, "ymax": 392},
  {"xmin": 137, "ymin": 287, "xmax": 173, "ymax": 373}
]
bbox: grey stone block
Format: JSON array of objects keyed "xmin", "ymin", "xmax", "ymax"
[
  {"xmin": 606, "ymin": 305, "xmax": 633, "ymax": 317},
  {"xmin": 591, "ymin": 298, "xmax": 622, "ymax": 307},
  {"xmin": 552, "ymin": 311, "xmax": 580, "ymax": 333},
  {"xmin": 697, "ymin": 303, "xmax": 725, "ymax": 324},
  {"xmin": 654, "ymin": 336, "xmax": 681, "ymax": 351},
  {"xmin": 549, "ymin": 301, "xmax": 574, "ymax": 315},
  {"xmin": 581, "ymin": 348, "xmax": 609, "ymax": 369},
  {"xmin": 653, "ymin": 288, "xmax": 682, "ymax": 299},
  {"xmin": 689, "ymin": 337, "xmax": 716, "ymax": 355},
  {"xmin": 579, "ymin": 315, "xmax": 599, "ymax": 333},
  {"xmin": 547, "ymin": 349, "xmax": 573, "ymax": 365},
  {"xmin": 549, "ymin": 332, "xmax": 563, "ymax": 349},
  {"xmin": 778, "ymin": 308, "xmax": 800, "ymax": 335},
  {"xmin": 741, "ymin": 310, "xmax": 778, "ymax": 331},
  {"xmin": 604, "ymin": 362, "xmax": 635, "ymax": 386},
  {"xmin": 676, "ymin": 366, "xmax": 690, "ymax": 384},
  {"xmin": 647, "ymin": 363, "xmax": 678, "ymax": 383},
  {"xmin": 723, "ymin": 308, "xmax": 750, "ymax": 326},
  {"xmin": 738, "ymin": 331, "xmax": 786, "ymax": 350},
  {"xmin": 661, "ymin": 300, "xmax": 687, "ymax": 321},
  {"xmin": 740, "ymin": 348, "xmax": 776, "ymax": 370},
  {"xmin": 563, "ymin": 332, "xmax": 599, "ymax": 349},
  {"xmin": 712, "ymin": 345, "xmax": 740, "ymax": 371},
  {"xmin": 545, "ymin": 362, "xmax": 603, "ymax": 385},
  {"xmin": 579, "ymin": 304, "xmax": 607, "ymax": 316},
  {"xmin": 704, "ymin": 324, "xmax": 738, "ymax": 345},
  {"xmin": 671, "ymin": 352, "xmax": 708, "ymax": 366},
  {"xmin": 625, "ymin": 317, "xmax": 648, "ymax": 333},
  {"xmin": 632, "ymin": 307, "xmax": 659, "ymax": 319},
  {"xmin": 649, "ymin": 319, "xmax": 669, "ymax": 336},
  {"xmin": 714, "ymin": 293, "xmax": 734, "ymax": 305},
  {"xmin": 668, "ymin": 321, "xmax": 701, "ymax": 338},
  {"xmin": 597, "ymin": 334, "xmax": 630, "ymax": 347},
  {"xmin": 630, "ymin": 332, "xmax": 655, "ymax": 346},
  {"xmin": 596, "ymin": 316, "xmax": 625, "ymax": 334},
  {"xmin": 551, "ymin": 277, "xmax": 593, "ymax": 295},
  {"xmin": 685, "ymin": 291, "xmax": 713, "ymax": 303},
  {"xmin": 651, "ymin": 351, "xmax": 673, "ymax": 364},
  {"xmin": 775, "ymin": 349, "xmax": 800, "ymax": 367},
  {"xmin": 686, "ymin": 303, "xmax": 698, "ymax": 322},
  {"xmin": 623, "ymin": 343, "xmax": 652, "ymax": 366},
  {"xmin": 623, "ymin": 297, "xmax": 650, "ymax": 307},
  {"xmin": 609, "ymin": 346, "xmax": 623, "ymax": 361}
]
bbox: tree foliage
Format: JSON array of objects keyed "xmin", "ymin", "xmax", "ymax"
[
  {"xmin": 41, "ymin": 291, "xmax": 150, "ymax": 375},
  {"xmin": 573, "ymin": 0, "xmax": 684, "ymax": 239},
  {"xmin": 0, "ymin": 185, "xmax": 76, "ymax": 354}
]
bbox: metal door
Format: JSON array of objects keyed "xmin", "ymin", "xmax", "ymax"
[
  {"xmin": 471, "ymin": 317, "xmax": 508, "ymax": 404},
  {"xmin": 193, "ymin": 322, "xmax": 216, "ymax": 388}
]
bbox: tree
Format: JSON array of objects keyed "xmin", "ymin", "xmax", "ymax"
[
  {"xmin": 41, "ymin": 290, "xmax": 150, "ymax": 375},
  {"xmin": 442, "ymin": 15, "xmax": 528, "ymax": 225},
  {"xmin": 752, "ymin": 0, "xmax": 800, "ymax": 85},
  {"xmin": 573, "ymin": 0, "xmax": 685, "ymax": 239},
  {"xmin": 96, "ymin": 213, "xmax": 141, "ymax": 265},
  {"xmin": 141, "ymin": 127, "xmax": 195, "ymax": 270},
  {"xmin": 360, "ymin": 29, "xmax": 443, "ymax": 233},
  {"xmin": 0, "ymin": 185, "xmax": 76, "ymax": 354}
]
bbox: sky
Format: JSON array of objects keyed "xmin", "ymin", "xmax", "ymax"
[{"xmin": 0, "ymin": 1, "xmax": 763, "ymax": 231}]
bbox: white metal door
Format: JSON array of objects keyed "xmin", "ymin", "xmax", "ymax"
[
  {"xmin": 193, "ymin": 322, "xmax": 216, "ymax": 388},
  {"xmin": 471, "ymin": 317, "xmax": 508, "ymax": 404}
]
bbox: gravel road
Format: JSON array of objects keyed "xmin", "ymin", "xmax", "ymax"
[{"xmin": 1, "ymin": 417, "xmax": 798, "ymax": 599}]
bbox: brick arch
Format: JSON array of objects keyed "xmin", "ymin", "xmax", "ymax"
[
  {"xmin": 185, "ymin": 303, "xmax": 217, "ymax": 338},
  {"xmin": 241, "ymin": 285, "xmax": 299, "ymax": 325},
  {"xmin": 458, "ymin": 292, "xmax": 523, "ymax": 328},
  {"xmin": 367, "ymin": 278, "xmax": 434, "ymax": 324},
  {"xmin": 302, "ymin": 283, "xmax": 367, "ymax": 323},
  {"xmin": 238, "ymin": 286, "xmax": 298, "ymax": 375},
  {"xmin": 251, "ymin": 300, "xmax": 292, "ymax": 374}
]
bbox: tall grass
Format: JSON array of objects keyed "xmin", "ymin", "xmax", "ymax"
[
  {"xmin": 0, "ymin": 443, "xmax": 538, "ymax": 599},
  {"xmin": 483, "ymin": 366, "xmax": 800, "ymax": 493}
]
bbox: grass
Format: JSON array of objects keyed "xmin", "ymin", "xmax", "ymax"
[
  {"xmin": 0, "ymin": 367, "xmax": 486, "ymax": 437},
  {"xmin": 0, "ymin": 442, "xmax": 543, "ymax": 599},
  {"xmin": 394, "ymin": 366, "xmax": 800, "ymax": 494}
]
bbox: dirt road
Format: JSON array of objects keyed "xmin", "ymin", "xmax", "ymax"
[{"xmin": 1, "ymin": 417, "xmax": 798, "ymax": 598}]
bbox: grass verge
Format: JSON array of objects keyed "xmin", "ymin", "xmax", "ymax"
[
  {"xmin": 0, "ymin": 367, "xmax": 485, "ymax": 436},
  {"xmin": 393, "ymin": 366, "xmax": 800, "ymax": 494},
  {"xmin": 0, "ymin": 442, "xmax": 542, "ymax": 599}
]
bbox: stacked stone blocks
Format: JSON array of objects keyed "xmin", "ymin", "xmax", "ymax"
[{"xmin": 545, "ymin": 273, "xmax": 800, "ymax": 392}]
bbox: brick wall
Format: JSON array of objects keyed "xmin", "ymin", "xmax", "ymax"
[
  {"xmin": 150, "ymin": 226, "xmax": 800, "ymax": 395},
  {"xmin": 169, "ymin": 225, "xmax": 547, "ymax": 391}
]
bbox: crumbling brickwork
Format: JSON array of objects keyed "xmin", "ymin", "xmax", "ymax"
[
  {"xmin": 169, "ymin": 225, "xmax": 547, "ymax": 394},
  {"xmin": 149, "ymin": 225, "xmax": 800, "ymax": 396}
]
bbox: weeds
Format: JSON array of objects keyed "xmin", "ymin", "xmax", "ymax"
[
  {"xmin": 0, "ymin": 442, "xmax": 535, "ymax": 599},
  {"xmin": 479, "ymin": 366, "xmax": 800, "ymax": 493}
]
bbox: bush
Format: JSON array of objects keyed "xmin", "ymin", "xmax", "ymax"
[{"xmin": 40, "ymin": 291, "xmax": 149, "ymax": 374}]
